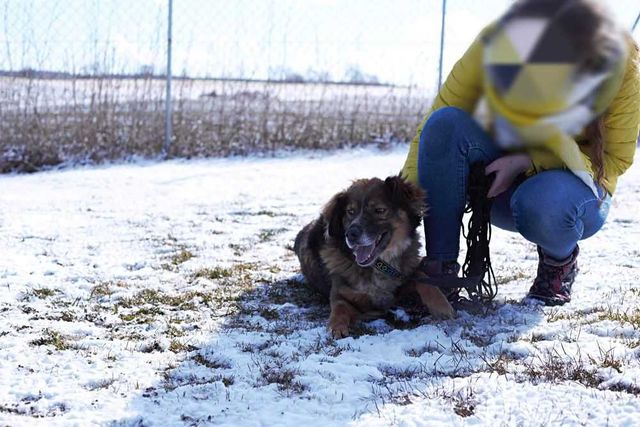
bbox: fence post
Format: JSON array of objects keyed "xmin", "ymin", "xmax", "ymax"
[
  {"xmin": 163, "ymin": 0, "xmax": 174, "ymax": 157},
  {"xmin": 437, "ymin": 0, "xmax": 447, "ymax": 90}
]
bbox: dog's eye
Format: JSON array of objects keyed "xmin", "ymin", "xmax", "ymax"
[
  {"xmin": 346, "ymin": 208, "xmax": 356, "ymax": 216},
  {"xmin": 375, "ymin": 207, "xmax": 387, "ymax": 215}
]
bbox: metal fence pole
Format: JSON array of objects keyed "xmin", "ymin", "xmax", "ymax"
[
  {"xmin": 633, "ymin": 11, "xmax": 640, "ymax": 32},
  {"xmin": 437, "ymin": 0, "xmax": 447, "ymax": 90},
  {"xmin": 163, "ymin": 0, "xmax": 174, "ymax": 157}
]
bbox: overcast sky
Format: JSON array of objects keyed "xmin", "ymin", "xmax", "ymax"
[{"xmin": 1, "ymin": 0, "xmax": 639, "ymax": 88}]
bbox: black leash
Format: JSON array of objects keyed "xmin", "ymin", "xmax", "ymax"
[
  {"xmin": 373, "ymin": 259, "xmax": 482, "ymax": 289},
  {"xmin": 373, "ymin": 161, "xmax": 498, "ymax": 305},
  {"xmin": 460, "ymin": 162, "xmax": 497, "ymax": 303}
]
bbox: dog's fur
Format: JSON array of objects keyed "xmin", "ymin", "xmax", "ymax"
[{"xmin": 294, "ymin": 176, "xmax": 455, "ymax": 338}]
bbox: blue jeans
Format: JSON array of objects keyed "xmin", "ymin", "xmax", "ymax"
[{"xmin": 417, "ymin": 107, "xmax": 611, "ymax": 261}]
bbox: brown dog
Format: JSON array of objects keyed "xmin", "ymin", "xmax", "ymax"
[{"xmin": 294, "ymin": 176, "xmax": 455, "ymax": 338}]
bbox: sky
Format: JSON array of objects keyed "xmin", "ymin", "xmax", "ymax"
[{"xmin": 1, "ymin": 0, "xmax": 639, "ymax": 88}]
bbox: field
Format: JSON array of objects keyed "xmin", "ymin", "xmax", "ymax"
[
  {"xmin": 1, "ymin": 146, "xmax": 639, "ymax": 426},
  {"xmin": 0, "ymin": 76, "xmax": 429, "ymax": 173}
]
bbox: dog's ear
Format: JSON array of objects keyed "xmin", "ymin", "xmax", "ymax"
[
  {"xmin": 384, "ymin": 175, "xmax": 426, "ymax": 228},
  {"xmin": 321, "ymin": 192, "xmax": 347, "ymax": 239}
]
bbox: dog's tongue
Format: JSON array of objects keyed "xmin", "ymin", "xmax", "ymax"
[{"xmin": 354, "ymin": 244, "xmax": 376, "ymax": 265}]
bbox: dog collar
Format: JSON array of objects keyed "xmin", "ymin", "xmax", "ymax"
[{"xmin": 373, "ymin": 259, "xmax": 406, "ymax": 280}]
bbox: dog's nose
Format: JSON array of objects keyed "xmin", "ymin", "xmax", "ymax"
[{"xmin": 346, "ymin": 225, "xmax": 363, "ymax": 241}]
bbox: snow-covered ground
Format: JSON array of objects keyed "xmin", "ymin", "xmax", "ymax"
[{"xmin": 0, "ymin": 146, "xmax": 639, "ymax": 426}]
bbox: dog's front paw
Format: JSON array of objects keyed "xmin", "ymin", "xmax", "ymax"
[
  {"xmin": 413, "ymin": 282, "xmax": 457, "ymax": 321},
  {"xmin": 429, "ymin": 302, "xmax": 456, "ymax": 320},
  {"xmin": 328, "ymin": 322, "xmax": 350, "ymax": 339}
]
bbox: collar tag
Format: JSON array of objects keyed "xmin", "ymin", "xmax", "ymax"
[{"xmin": 373, "ymin": 259, "xmax": 405, "ymax": 280}]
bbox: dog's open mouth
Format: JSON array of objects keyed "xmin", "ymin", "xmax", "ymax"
[{"xmin": 353, "ymin": 232, "xmax": 389, "ymax": 267}]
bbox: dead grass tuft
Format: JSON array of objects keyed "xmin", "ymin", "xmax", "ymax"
[
  {"xmin": 597, "ymin": 308, "xmax": 640, "ymax": 329},
  {"xmin": 192, "ymin": 354, "xmax": 232, "ymax": 370},
  {"xmin": 31, "ymin": 287, "xmax": 59, "ymax": 299},
  {"xmin": 30, "ymin": 329, "xmax": 69, "ymax": 351},
  {"xmin": 90, "ymin": 282, "xmax": 115, "ymax": 299},
  {"xmin": 193, "ymin": 266, "xmax": 232, "ymax": 280},
  {"xmin": 254, "ymin": 357, "xmax": 307, "ymax": 395}
]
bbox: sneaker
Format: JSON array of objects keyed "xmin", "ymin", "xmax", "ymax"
[
  {"xmin": 527, "ymin": 246, "xmax": 579, "ymax": 306},
  {"xmin": 419, "ymin": 258, "xmax": 461, "ymax": 302}
]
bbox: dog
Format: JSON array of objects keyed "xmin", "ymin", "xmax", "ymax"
[{"xmin": 294, "ymin": 175, "xmax": 455, "ymax": 339}]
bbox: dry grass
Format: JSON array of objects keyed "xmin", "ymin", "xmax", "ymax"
[
  {"xmin": 30, "ymin": 329, "xmax": 70, "ymax": 351},
  {"xmin": 519, "ymin": 345, "xmax": 635, "ymax": 395},
  {"xmin": 0, "ymin": 76, "xmax": 429, "ymax": 172},
  {"xmin": 253, "ymin": 356, "xmax": 307, "ymax": 396},
  {"xmin": 30, "ymin": 287, "xmax": 59, "ymax": 299}
]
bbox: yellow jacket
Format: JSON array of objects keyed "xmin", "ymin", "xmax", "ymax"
[{"xmin": 401, "ymin": 28, "xmax": 640, "ymax": 195}]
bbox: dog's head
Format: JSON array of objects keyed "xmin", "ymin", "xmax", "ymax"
[{"xmin": 322, "ymin": 176, "xmax": 425, "ymax": 267}]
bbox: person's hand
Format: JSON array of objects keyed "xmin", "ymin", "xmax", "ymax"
[{"xmin": 485, "ymin": 154, "xmax": 532, "ymax": 198}]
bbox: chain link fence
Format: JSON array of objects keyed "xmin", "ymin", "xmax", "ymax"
[{"xmin": 1, "ymin": 0, "xmax": 638, "ymax": 171}]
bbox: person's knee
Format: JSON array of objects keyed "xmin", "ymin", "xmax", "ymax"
[
  {"xmin": 419, "ymin": 107, "xmax": 471, "ymax": 158},
  {"xmin": 510, "ymin": 178, "xmax": 578, "ymax": 244}
]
